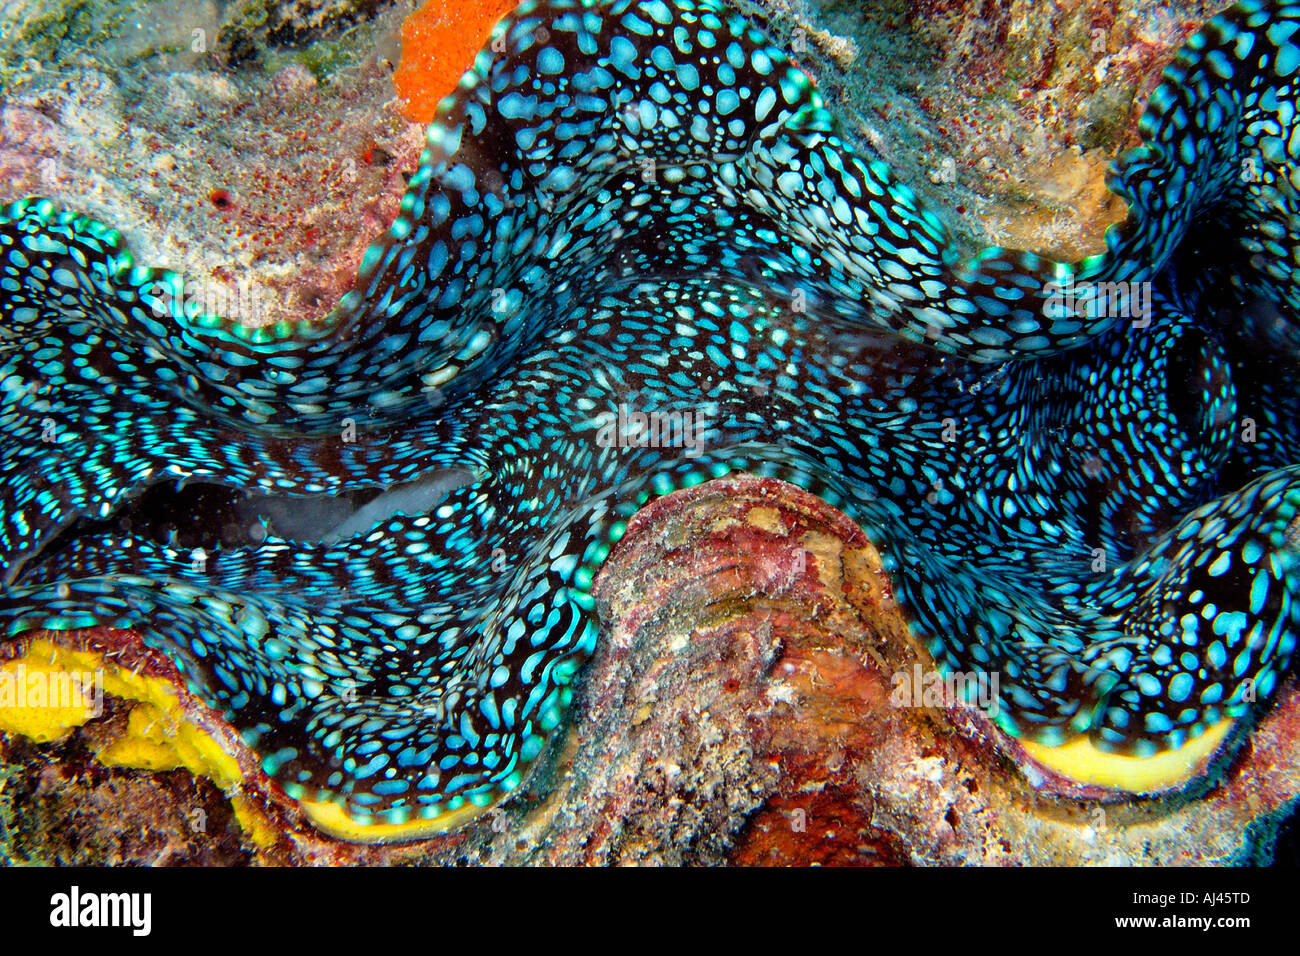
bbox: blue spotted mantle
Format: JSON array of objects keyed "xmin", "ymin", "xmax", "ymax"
[{"xmin": 3, "ymin": 0, "xmax": 1300, "ymax": 835}]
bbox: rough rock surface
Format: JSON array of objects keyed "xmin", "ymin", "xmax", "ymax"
[{"xmin": 748, "ymin": 0, "xmax": 1238, "ymax": 262}]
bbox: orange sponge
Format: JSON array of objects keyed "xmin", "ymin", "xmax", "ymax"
[{"xmin": 395, "ymin": 0, "xmax": 520, "ymax": 124}]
